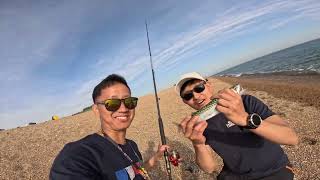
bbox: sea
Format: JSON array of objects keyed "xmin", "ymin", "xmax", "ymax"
[{"xmin": 215, "ymin": 38, "xmax": 320, "ymax": 77}]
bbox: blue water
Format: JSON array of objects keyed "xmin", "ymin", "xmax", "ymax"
[{"xmin": 216, "ymin": 38, "xmax": 320, "ymax": 76}]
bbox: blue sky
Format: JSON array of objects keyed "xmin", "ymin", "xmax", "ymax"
[{"xmin": 1, "ymin": 0, "xmax": 320, "ymax": 129}]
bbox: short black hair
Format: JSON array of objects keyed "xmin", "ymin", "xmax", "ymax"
[{"xmin": 92, "ymin": 74, "xmax": 131, "ymax": 103}]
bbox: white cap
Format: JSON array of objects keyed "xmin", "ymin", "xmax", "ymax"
[{"xmin": 175, "ymin": 72, "xmax": 206, "ymax": 95}]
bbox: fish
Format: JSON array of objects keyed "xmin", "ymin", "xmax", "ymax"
[{"xmin": 192, "ymin": 84, "xmax": 245, "ymax": 121}]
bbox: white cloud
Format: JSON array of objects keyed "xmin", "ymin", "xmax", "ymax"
[
  {"xmin": 88, "ymin": 0, "xmax": 320, "ymax": 92},
  {"xmin": 147, "ymin": 0, "xmax": 320, "ymax": 71},
  {"xmin": 269, "ymin": 0, "xmax": 320, "ymax": 30},
  {"xmin": 1, "ymin": 0, "xmax": 320, "ymax": 129}
]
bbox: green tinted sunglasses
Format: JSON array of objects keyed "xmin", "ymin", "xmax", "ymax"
[{"xmin": 96, "ymin": 97, "xmax": 138, "ymax": 112}]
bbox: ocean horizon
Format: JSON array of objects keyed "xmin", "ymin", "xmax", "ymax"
[{"xmin": 215, "ymin": 38, "xmax": 320, "ymax": 77}]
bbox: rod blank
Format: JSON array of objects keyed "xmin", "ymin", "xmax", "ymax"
[{"xmin": 145, "ymin": 21, "xmax": 173, "ymax": 180}]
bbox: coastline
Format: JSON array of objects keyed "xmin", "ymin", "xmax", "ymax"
[{"xmin": 213, "ymin": 71, "xmax": 320, "ymax": 109}]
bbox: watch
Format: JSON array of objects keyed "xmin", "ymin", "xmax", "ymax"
[{"xmin": 246, "ymin": 113, "xmax": 262, "ymax": 129}]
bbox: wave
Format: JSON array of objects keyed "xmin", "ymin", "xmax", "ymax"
[
  {"xmin": 215, "ymin": 38, "xmax": 320, "ymax": 78},
  {"xmin": 218, "ymin": 69, "xmax": 320, "ymax": 77}
]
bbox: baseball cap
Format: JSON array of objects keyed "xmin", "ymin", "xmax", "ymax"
[{"xmin": 175, "ymin": 72, "xmax": 207, "ymax": 95}]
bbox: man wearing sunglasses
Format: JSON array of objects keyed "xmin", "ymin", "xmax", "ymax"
[
  {"xmin": 176, "ymin": 72, "xmax": 298, "ymax": 180},
  {"xmin": 50, "ymin": 74, "xmax": 168, "ymax": 180}
]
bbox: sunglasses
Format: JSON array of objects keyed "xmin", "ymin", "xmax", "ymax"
[
  {"xmin": 181, "ymin": 83, "xmax": 206, "ymax": 101},
  {"xmin": 96, "ymin": 97, "xmax": 138, "ymax": 112}
]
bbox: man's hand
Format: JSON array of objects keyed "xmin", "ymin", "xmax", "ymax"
[
  {"xmin": 215, "ymin": 88, "xmax": 248, "ymax": 126},
  {"xmin": 180, "ymin": 115, "xmax": 218, "ymax": 173},
  {"xmin": 180, "ymin": 115, "xmax": 208, "ymax": 145},
  {"xmin": 144, "ymin": 144, "xmax": 170, "ymax": 169}
]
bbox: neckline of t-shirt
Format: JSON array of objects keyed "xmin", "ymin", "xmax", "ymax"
[{"xmin": 94, "ymin": 132, "xmax": 129, "ymax": 146}]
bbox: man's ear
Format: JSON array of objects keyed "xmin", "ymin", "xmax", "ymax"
[
  {"xmin": 92, "ymin": 104, "xmax": 100, "ymax": 118},
  {"xmin": 205, "ymin": 81, "xmax": 214, "ymax": 95},
  {"xmin": 206, "ymin": 81, "xmax": 212, "ymax": 89}
]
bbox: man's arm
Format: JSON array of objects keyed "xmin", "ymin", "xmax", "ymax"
[
  {"xmin": 180, "ymin": 116, "xmax": 219, "ymax": 173},
  {"xmin": 193, "ymin": 144, "xmax": 218, "ymax": 173},
  {"xmin": 250, "ymin": 115, "xmax": 298, "ymax": 145},
  {"xmin": 216, "ymin": 89, "xmax": 298, "ymax": 146}
]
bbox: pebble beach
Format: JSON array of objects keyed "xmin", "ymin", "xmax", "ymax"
[{"xmin": 0, "ymin": 74, "xmax": 319, "ymax": 180}]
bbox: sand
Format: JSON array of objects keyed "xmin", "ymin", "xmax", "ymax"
[{"xmin": 0, "ymin": 75, "xmax": 319, "ymax": 180}]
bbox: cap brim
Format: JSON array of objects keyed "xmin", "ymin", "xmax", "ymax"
[{"xmin": 175, "ymin": 78, "xmax": 193, "ymax": 95}]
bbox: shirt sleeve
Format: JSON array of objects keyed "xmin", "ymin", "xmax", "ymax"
[
  {"xmin": 49, "ymin": 143, "xmax": 100, "ymax": 180},
  {"xmin": 242, "ymin": 95, "xmax": 275, "ymax": 120}
]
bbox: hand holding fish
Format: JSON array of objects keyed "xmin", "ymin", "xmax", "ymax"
[
  {"xmin": 180, "ymin": 115, "xmax": 208, "ymax": 146},
  {"xmin": 215, "ymin": 88, "xmax": 248, "ymax": 126}
]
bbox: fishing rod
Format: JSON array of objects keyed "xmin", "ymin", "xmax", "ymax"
[{"xmin": 145, "ymin": 21, "xmax": 173, "ymax": 180}]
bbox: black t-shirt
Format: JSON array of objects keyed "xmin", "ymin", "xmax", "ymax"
[
  {"xmin": 204, "ymin": 95, "xmax": 289, "ymax": 179},
  {"xmin": 50, "ymin": 133, "xmax": 145, "ymax": 180}
]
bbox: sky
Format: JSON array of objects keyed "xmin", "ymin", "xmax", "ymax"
[{"xmin": 1, "ymin": 0, "xmax": 320, "ymax": 129}]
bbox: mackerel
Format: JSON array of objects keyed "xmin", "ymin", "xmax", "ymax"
[{"xmin": 192, "ymin": 84, "xmax": 244, "ymax": 121}]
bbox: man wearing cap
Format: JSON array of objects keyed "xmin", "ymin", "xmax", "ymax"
[{"xmin": 176, "ymin": 72, "xmax": 298, "ymax": 180}]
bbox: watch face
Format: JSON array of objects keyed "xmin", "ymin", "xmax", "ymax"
[{"xmin": 252, "ymin": 114, "xmax": 262, "ymax": 126}]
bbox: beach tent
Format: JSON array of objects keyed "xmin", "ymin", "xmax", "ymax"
[{"xmin": 52, "ymin": 115, "xmax": 59, "ymax": 120}]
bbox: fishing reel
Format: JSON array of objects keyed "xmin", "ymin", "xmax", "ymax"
[{"xmin": 168, "ymin": 150, "xmax": 181, "ymax": 166}]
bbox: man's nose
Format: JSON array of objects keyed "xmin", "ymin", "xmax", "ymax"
[
  {"xmin": 117, "ymin": 101, "xmax": 129, "ymax": 112},
  {"xmin": 193, "ymin": 92, "xmax": 201, "ymax": 99}
]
